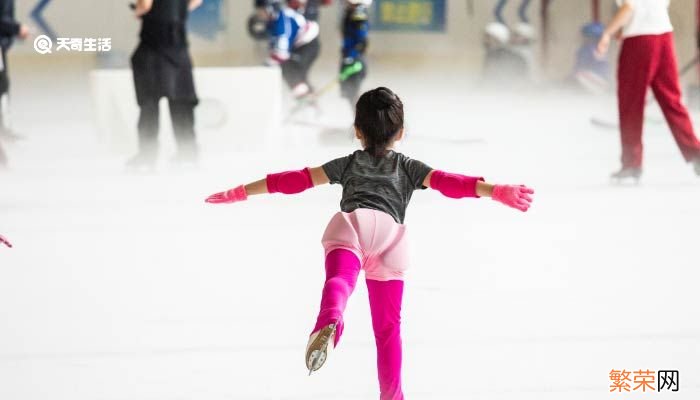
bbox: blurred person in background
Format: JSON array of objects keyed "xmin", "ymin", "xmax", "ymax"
[
  {"xmin": 598, "ymin": 0, "xmax": 700, "ymax": 180},
  {"xmin": 128, "ymin": 0, "xmax": 202, "ymax": 170},
  {"xmin": 570, "ymin": 22, "xmax": 611, "ymax": 94},
  {"xmin": 339, "ymin": 0, "xmax": 370, "ymax": 110},
  {"xmin": 0, "ymin": 0, "xmax": 30, "ymax": 169},
  {"xmin": 258, "ymin": 0, "xmax": 320, "ymax": 101},
  {"xmin": 289, "ymin": 0, "xmax": 332, "ymax": 22},
  {"xmin": 481, "ymin": 22, "xmax": 529, "ymax": 89}
]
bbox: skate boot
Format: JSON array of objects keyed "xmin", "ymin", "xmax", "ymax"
[
  {"xmin": 305, "ymin": 321, "xmax": 338, "ymax": 376},
  {"xmin": 611, "ymin": 167, "xmax": 642, "ymax": 184}
]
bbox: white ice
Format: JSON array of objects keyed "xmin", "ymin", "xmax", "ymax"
[{"xmin": 1, "ymin": 62, "xmax": 699, "ymax": 400}]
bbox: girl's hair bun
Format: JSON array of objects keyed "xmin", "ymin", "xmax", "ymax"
[
  {"xmin": 368, "ymin": 87, "xmax": 396, "ymax": 110},
  {"xmin": 354, "ymin": 87, "xmax": 404, "ymax": 156}
]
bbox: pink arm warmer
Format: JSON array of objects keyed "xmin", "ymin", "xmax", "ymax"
[
  {"xmin": 429, "ymin": 170, "xmax": 484, "ymax": 199},
  {"xmin": 266, "ymin": 168, "xmax": 314, "ymax": 194}
]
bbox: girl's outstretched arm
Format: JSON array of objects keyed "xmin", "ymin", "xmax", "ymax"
[
  {"xmin": 205, "ymin": 166, "xmax": 329, "ymax": 204},
  {"xmin": 423, "ymin": 170, "xmax": 534, "ymax": 212},
  {"xmin": 596, "ymin": 2, "xmax": 633, "ymax": 57}
]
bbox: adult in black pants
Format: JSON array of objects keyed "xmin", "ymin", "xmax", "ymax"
[
  {"xmin": 0, "ymin": 0, "xmax": 29, "ymax": 168},
  {"xmin": 129, "ymin": 0, "xmax": 202, "ymax": 168}
]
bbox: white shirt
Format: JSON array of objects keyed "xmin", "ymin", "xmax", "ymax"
[{"xmin": 616, "ymin": 0, "xmax": 673, "ymax": 38}]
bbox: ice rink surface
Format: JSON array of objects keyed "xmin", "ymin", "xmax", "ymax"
[{"xmin": 1, "ymin": 64, "xmax": 700, "ymax": 400}]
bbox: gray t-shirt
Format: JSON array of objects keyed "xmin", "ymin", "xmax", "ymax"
[{"xmin": 322, "ymin": 150, "xmax": 433, "ymax": 224}]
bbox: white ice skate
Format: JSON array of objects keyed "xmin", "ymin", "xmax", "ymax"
[
  {"xmin": 305, "ymin": 321, "xmax": 338, "ymax": 376},
  {"xmin": 610, "ymin": 167, "xmax": 642, "ymax": 185}
]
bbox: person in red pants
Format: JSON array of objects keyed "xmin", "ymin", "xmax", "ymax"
[{"xmin": 597, "ymin": 0, "xmax": 700, "ymax": 180}]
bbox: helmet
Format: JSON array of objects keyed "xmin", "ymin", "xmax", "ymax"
[
  {"xmin": 247, "ymin": 13, "xmax": 269, "ymax": 40},
  {"xmin": 581, "ymin": 22, "xmax": 604, "ymax": 38},
  {"xmin": 484, "ymin": 22, "xmax": 510, "ymax": 45}
]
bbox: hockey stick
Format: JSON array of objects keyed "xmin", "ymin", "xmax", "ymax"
[
  {"xmin": 591, "ymin": 116, "xmax": 665, "ymax": 130},
  {"xmin": 283, "ymin": 62, "xmax": 363, "ymax": 123}
]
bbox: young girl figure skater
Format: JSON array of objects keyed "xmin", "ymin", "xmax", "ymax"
[{"xmin": 205, "ymin": 87, "xmax": 534, "ymax": 400}]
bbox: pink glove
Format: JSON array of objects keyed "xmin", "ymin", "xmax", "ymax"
[
  {"xmin": 492, "ymin": 185, "xmax": 534, "ymax": 212},
  {"xmin": 0, "ymin": 234, "xmax": 12, "ymax": 248},
  {"xmin": 205, "ymin": 185, "xmax": 248, "ymax": 204}
]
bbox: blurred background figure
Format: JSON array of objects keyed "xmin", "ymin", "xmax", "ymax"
[
  {"xmin": 0, "ymin": 0, "xmax": 30, "ymax": 169},
  {"xmin": 482, "ymin": 22, "xmax": 529, "ymax": 89},
  {"xmin": 570, "ymin": 22, "xmax": 611, "ymax": 94},
  {"xmin": 259, "ymin": 0, "xmax": 320, "ymax": 101},
  {"xmin": 339, "ymin": 0, "xmax": 370, "ymax": 110},
  {"xmin": 598, "ymin": 0, "xmax": 700, "ymax": 180},
  {"xmin": 288, "ymin": 0, "xmax": 332, "ymax": 22},
  {"xmin": 128, "ymin": 0, "xmax": 202, "ymax": 170}
]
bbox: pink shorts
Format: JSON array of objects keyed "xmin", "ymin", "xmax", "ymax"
[{"xmin": 321, "ymin": 208, "xmax": 409, "ymax": 281}]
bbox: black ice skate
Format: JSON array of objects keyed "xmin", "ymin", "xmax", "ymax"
[
  {"xmin": 305, "ymin": 321, "xmax": 338, "ymax": 376},
  {"xmin": 611, "ymin": 167, "xmax": 642, "ymax": 184}
]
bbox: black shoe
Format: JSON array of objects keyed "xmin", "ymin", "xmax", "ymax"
[{"xmin": 611, "ymin": 167, "xmax": 642, "ymax": 183}]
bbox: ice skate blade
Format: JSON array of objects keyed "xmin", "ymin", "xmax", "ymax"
[
  {"xmin": 610, "ymin": 176, "xmax": 641, "ymax": 186},
  {"xmin": 307, "ymin": 350, "xmax": 327, "ymax": 376},
  {"xmin": 305, "ymin": 322, "xmax": 338, "ymax": 375}
]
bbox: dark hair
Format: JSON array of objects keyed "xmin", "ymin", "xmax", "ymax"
[{"xmin": 354, "ymin": 87, "xmax": 404, "ymax": 157}]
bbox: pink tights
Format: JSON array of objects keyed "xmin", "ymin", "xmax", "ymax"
[{"xmin": 312, "ymin": 249, "xmax": 405, "ymax": 400}]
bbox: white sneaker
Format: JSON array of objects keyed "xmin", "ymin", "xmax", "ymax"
[{"xmin": 305, "ymin": 321, "xmax": 338, "ymax": 375}]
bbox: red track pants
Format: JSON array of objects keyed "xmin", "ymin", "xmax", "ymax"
[{"xmin": 617, "ymin": 32, "xmax": 700, "ymax": 168}]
